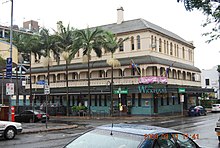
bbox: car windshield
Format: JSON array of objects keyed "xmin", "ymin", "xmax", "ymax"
[{"xmin": 65, "ymin": 129, "xmax": 144, "ymax": 148}]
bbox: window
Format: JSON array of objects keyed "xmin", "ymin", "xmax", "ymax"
[
  {"xmin": 104, "ymin": 95, "xmax": 107, "ymax": 106},
  {"xmin": 172, "ymin": 95, "xmax": 175, "ymax": 105},
  {"xmin": 167, "ymin": 96, "xmax": 169, "ymax": 105},
  {"xmin": 161, "ymin": 97, "xmax": 164, "ymax": 106},
  {"xmin": 177, "ymin": 45, "xmax": 179, "ymax": 57},
  {"xmin": 151, "ymin": 35, "xmax": 154, "ymax": 48},
  {"xmin": 164, "ymin": 40, "xmax": 166, "ymax": 54},
  {"xmin": 205, "ymin": 79, "xmax": 210, "ymax": 86},
  {"xmin": 182, "ymin": 47, "xmax": 185, "ymax": 59},
  {"xmin": 119, "ymin": 38, "xmax": 124, "ymax": 51},
  {"xmin": 170, "ymin": 42, "xmax": 173, "ymax": 55},
  {"xmin": 159, "ymin": 38, "xmax": 162, "ymax": 52},
  {"xmin": 99, "ymin": 95, "xmax": 102, "ymax": 106},
  {"xmin": 131, "ymin": 36, "xmax": 134, "ymax": 50},
  {"xmin": 77, "ymin": 51, "xmax": 80, "ymax": 57},
  {"xmin": 138, "ymin": 93, "xmax": 141, "ymax": 107},
  {"xmin": 167, "ymin": 41, "xmax": 169, "ymax": 53},
  {"xmin": 174, "ymin": 44, "xmax": 176, "ymax": 56},
  {"xmin": 95, "ymin": 95, "xmax": 97, "ymax": 106},
  {"xmin": 137, "ymin": 35, "xmax": 141, "ymax": 49},
  {"xmin": 132, "ymin": 93, "xmax": 135, "ymax": 106}
]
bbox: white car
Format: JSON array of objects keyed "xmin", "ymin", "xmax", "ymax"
[
  {"xmin": 0, "ymin": 120, "xmax": 22, "ymax": 140},
  {"xmin": 211, "ymin": 104, "xmax": 220, "ymax": 112}
]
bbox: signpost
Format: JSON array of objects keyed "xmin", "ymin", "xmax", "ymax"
[
  {"xmin": 113, "ymin": 88, "xmax": 128, "ymax": 115},
  {"xmin": 44, "ymin": 81, "xmax": 49, "ymax": 128}
]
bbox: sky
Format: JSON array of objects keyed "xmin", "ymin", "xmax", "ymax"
[{"xmin": 0, "ymin": 0, "xmax": 219, "ymax": 70}]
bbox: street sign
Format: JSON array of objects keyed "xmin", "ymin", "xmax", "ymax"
[
  {"xmin": 6, "ymin": 58, "xmax": 12, "ymax": 78},
  {"xmin": 178, "ymin": 88, "xmax": 185, "ymax": 93},
  {"xmin": 113, "ymin": 89, "xmax": 128, "ymax": 94},
  {"xmin": 44, "ymin": 84, "xmax": 50, "ymax": 94},
  {"xmin": 6, "ymin": 83, "xmax": 14, "ymax": 95},
  {"xmin": 36, "ymin": 80, "xmax": 45, "ymax": 85}
]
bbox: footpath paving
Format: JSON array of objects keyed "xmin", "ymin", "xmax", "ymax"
[{"xmin": 20, "ymin": 113, "xmax": 184, "ymax": 134}]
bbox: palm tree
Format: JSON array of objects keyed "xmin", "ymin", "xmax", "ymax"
[
  {"xmin": 103, "ymin": 31, "xmax": 129, "ymax": 116},
  {"xmin": 12, "ymin": 32, "xmax": 42, "ymax": 108},
  {"xmin": 76, "ymin": 27, "xmax": 104, "ymax": 116},
  {"xmin": 54, "ymin": 21, "xmax": 78, "ymax": 116}
]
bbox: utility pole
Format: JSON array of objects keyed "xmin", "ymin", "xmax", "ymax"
[{"xmin": 8, "ymin": 0, "xmax": 14, "ymax": 121}]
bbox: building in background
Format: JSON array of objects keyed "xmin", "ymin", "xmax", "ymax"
[
  {"xmin": 23, "ymin": 20, "xmax": 39, "ymax": 32},
  {"xmin": 201, "ymin": 66, "xmax": 219, "ymax": 99}
]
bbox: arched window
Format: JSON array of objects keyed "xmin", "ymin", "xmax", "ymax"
[
  {"xmin": 167, "ymin": 41, "xmax": 169, "ymax": 54},
  {"xmin": 182, "ymin": 47, "xmax": 185, "ymax": 59},
  {"xmin": 164, "ymin": 40, "xmax": 166, "ymax": 54},
  {"xmin": 170, "ymin": 42, "xmax": 173, "ymax": 55},
  {"xmin": 154, "ymin": 36, "xmax": 157, "ymax": 50},
  {"xmin": 177, "ymin": 45, "xmax": 179, "ymax": 57},
  {"xmin": 159, "ymin": 38, "xmax": 162, "ymax": 52},
  {"xmin": 151, "ymin": 35, "xmax": 154, "ymax": 47},
  {"xmin": 131, "ymin": 36, "xmax": 134, "ymax": 50},
  {"xmin": 137, "ymin": 35, "xmax": 141, "ymax": 49},
  {"xmin": 174, "ymin": 44, "xmax": 177, "ymax": 56},
  {"xmin": 119, "ymin": 38, "xmax": 124, "ymax": 51}
]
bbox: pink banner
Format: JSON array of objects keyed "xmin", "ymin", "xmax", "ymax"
[{"xmin": 138, "ymin": 76, "xmax": 167, "ymax": 84}]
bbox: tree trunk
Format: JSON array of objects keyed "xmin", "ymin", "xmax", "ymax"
[
  {"xmin": 29, "ymin": 52, "xmax": 32, "ymax": 108},
  {"xmin": 66, "ymin": 60, "xmax": 69, "ymax": 116},
  {"xmin": 88, "ymin": 56, "xmax": 91, "ymax": 117}
]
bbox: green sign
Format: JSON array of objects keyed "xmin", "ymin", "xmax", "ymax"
[
  {"xmin": 114, "ymin": 90, "xmax": 128, "ymax": 94},
  {"xmin": 178, "ymin": 88, "xmax": 185, "ymax": 93}
]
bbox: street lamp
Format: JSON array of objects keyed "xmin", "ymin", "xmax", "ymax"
[
  {"xmin": 107, "ymin": 57, "xmax": 120, "ymax": 117},
  {"xmin": 43, "ymin": 57, "xmax": 52, "ymax": 128}
]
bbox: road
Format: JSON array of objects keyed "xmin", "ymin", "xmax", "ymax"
[{"xmin": 0, "ymin": 113, "xmax": 219, "ymax": 148}]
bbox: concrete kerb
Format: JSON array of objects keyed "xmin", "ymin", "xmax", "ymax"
[{"xmin": 21, "ymin": 124, "xmax": 78, "ymax": 134}]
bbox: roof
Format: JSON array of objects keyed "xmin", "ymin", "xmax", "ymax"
[
  {"xmin": 29, "ymin": 55, "xmax": 201, "ymax": 74},
  {"xmin": 98, "ymin": 124, "xmax": 179, "ymax": 136},
  {"xmin": 97, "ymin": 18, "xmax": 193, "ymax": 47}
]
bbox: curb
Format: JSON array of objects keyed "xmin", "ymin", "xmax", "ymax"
[{"xmin": 21, "ymin": 125, "xmax": 78, "ymax": 134}]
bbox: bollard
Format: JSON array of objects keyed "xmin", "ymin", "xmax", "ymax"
[{"xmin": 11, "ymin": 106, "xmax": 15, "ymax": 122}]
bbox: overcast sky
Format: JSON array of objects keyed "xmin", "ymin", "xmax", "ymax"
[{"xmin": 0, "ymin": 0, "xmax": 219, "ymax": 70}]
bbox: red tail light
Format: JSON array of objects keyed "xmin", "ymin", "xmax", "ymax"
[{"xmin": 37, "ymin": 114, "xmax": 42, "ymax": 119}]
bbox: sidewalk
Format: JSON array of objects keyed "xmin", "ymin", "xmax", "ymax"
[{"xmin": 20, "ymin": 113, "xmax": 187, "ymax": 134}]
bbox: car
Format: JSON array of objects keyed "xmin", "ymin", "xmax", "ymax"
[
  {"xmin": 188, "ymin": 105, "xmax": 207, "ymax": 116},
  {"xmin": 0, "ymin": 120, "xmax": 22, "ymax": 140},
  {"xmin": 15, "ymin": 110, "xmax": 49, "ymax": 123},
  {"xmin": 215, "ymin": 118, "xmax": 220, "ymax": 142},
  {"xmin": 64, "ymin": 124, "xmax": 200, "ymax": 148},
  {"xmin": 211, "ymin": 104, "xmax": 220, "ymax": 112}
]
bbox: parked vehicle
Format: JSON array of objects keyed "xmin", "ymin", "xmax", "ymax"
[
  {"xmin": 0, "ymin": 120, "xmax": 22, "ymax": 140},
  {"xmin": 188, "ymin": 106, "xmax": 207, "ymax": 116},
  {"xmin": 215, "ymin": 118, "xmax": 220, "ymax": 142},
  {"xmin": 211, "ymin": 104, "xmax": 220, "ymax": 112},
  {"xmin": 64, "ymin": 124, "xmax": 200, "ymax": 148},
  {"xmin": 15, "ymin": 110, "xmax": 49, "ymax": 123}
]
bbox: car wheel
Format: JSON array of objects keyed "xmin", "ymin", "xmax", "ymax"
[
  {"xmin": 4, "ymin": 127, "xmax": 16, "ymax": 140},
  {"xmin": 29, "ymin": 118, "xmax": 33, "ymax": 123}
]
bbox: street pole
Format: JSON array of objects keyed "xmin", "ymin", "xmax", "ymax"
[
  {"xmin": 8, "ymin": 0, "xmax": 13, "ymax": 121},
  {"xmin": 2, "ymin": 71, "xmax": 4, "ymax": 105},
  {"xmin": 111, "ymin": 65, "xmax": 113, "ymax": 117}
]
